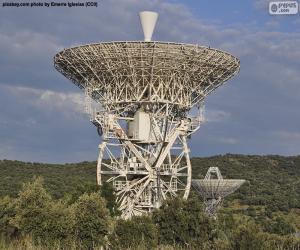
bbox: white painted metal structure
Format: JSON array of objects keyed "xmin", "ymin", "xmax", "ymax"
[
  {"xmin": 139, "ymin": 11, "xmax": 158, "ymax": 42},
  {"xmin": 192, "ymin": 167, "xmax": 245, "ymax": 218},
  {"xmin": 54, "ymin": 12, "xmax": 240, "ymax": 219}
]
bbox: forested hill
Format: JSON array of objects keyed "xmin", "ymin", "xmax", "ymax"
[
  {"xmin": 1, "ymin": 154, "xmax": 300, "ymax": 203},
  {"xmin": 0, "ymin": 154, "xmax": 300, "ymax": 213},
  {"xmin": 1, "ymin": 154, "xmax": 300, "ymax": 208},
  {"xmin": 0, "ymin": 154, "xmax": 300, "ymax": 249},
  {"xmin": 192, "ymin": 155, "xmax": 300, "ymax": 212}
]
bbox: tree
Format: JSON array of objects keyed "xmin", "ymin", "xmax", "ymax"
[
  {"xmin": 101, "ymin": 182, "xmax": 120, "ymax": 216},
  {"xmin": 41, "ymin": 200, "xmax": 73, "ymax": 246},
  {"xmin": 0, "ymin": 196, "xmax": 17, "ymax": 238},
  {"xmin": 266, "ymin": 216, "xmax": 295, "ymax": 236},
  {"xmin": 153, "ymin": 197, "xmax": 217, "ymax": 248},
  {"xmin": 10, "ymin": 177, "xmax": 73, "ymax": 246},
  {"xmin": 71, "ymin": 192, "xmax": 112, "ymax": 248},
  {"xmin": 231, "ymin": 222, "xmax": 267, "ymax": 250},
  {"xmin": 110, "ymin": 215, "xmax": 158, "ymax": 249},
  {"xmin": 11, "ymin": 177, "xmax": 52, "ymax": 239}
]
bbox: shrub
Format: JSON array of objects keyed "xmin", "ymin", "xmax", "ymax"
[
  {"xmin": 10, "ymin": 177, "xmax": 52, "ymax": 240},
  {"xmin": 0, "ymin": 196, "xmax": 17, "ymax": 238},
  {"xmin": 110, "ymin": 215, "xmax": 158, "ymax": 249},
  {"xmin": 71, "ymin": 192, "xmax": 112, "ymax": 248},
  {"xmin": 153, "ymin": 197, "xmax": 217, "ymax": 248},
  {"xmin": 9, "ymin": 177, "xmax": 73, "ymax": 246}
]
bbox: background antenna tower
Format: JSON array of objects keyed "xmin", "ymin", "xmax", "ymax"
[
  {"xmin": 192, "ymin": 167, "xmax": 245, "ymax": 218},
  {"xmin": 54, "ymin": 11, "xmax": 240, "ymax": 219}
]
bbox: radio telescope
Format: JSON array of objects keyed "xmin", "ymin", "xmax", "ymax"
[
  {"xmin": 54, "ymin": 11, "xmax": 240, "ymax": 219},
  {"xmin": 192, "ymin": 167, "xmax": 245, "ymax": 218}
]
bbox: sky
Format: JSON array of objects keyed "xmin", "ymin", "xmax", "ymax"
[{"xmin": 0, "ymin": 0, "xmax": 300, "ymax": 163}]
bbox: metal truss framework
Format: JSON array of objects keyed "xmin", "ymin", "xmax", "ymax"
[
  {"xmin": 54, "ymin": 41, "xmax": 240, "ymax": 113},
  {"xmin": 93, "ymin": 103, "xmax": 202, "ymax": 218},
  {"xmin": 54, "ymin": 41, "xmax": 240, "ymax": 219},
  {"xmin": 192, "ymin": 167, "xmax": 245, "ymax": 218}
]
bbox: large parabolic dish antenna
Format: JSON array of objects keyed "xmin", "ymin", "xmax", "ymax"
[
  {"xmin": 192, "ymin": 167, "xmax": 245, "ymax": 218},
  {"xmin": 54, "ymin": 11, "xmax": 240, "ymax": 219}
]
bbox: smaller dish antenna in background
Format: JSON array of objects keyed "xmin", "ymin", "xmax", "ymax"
[{"xmin": 192, "ymin": 167, "xmax": 245, "ymax": 218}]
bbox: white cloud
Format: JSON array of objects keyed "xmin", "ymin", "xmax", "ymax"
[
  {"xmin": 205, "ymin": 109, "xmax": 231, "ymax": 123},
  {"xmin": 254, "ymin": 0, "xmax": 271, "ymax": 10},
  {"xmin": 0, "ymin": 30, "xmax": 62, "ymax": 64},
  {"xmin": 218, "ymin": 137, "xmax": 239, "ymax": 145},
  {"xmin": 1, "ymin": 84, "xmax": 88, "ymax": 118},
  {"xmin": 273, "ymin": 131, "xmax": 300, "ymax": 140},
  {"xmin": 0, "ymin": 0, "xmax": 299, "ymax": 161}
]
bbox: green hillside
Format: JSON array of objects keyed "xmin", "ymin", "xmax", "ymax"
[
  {"xmin": 0, "ymin": 160, "xmax": 96, "ymax": 199},
  {"xmin": 1, "ymin": 154, "xmax": 300, "ymax": 213},
  {"xmin": 0, "ymin": 154, "xmax": 300, "ymax": 249}
]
